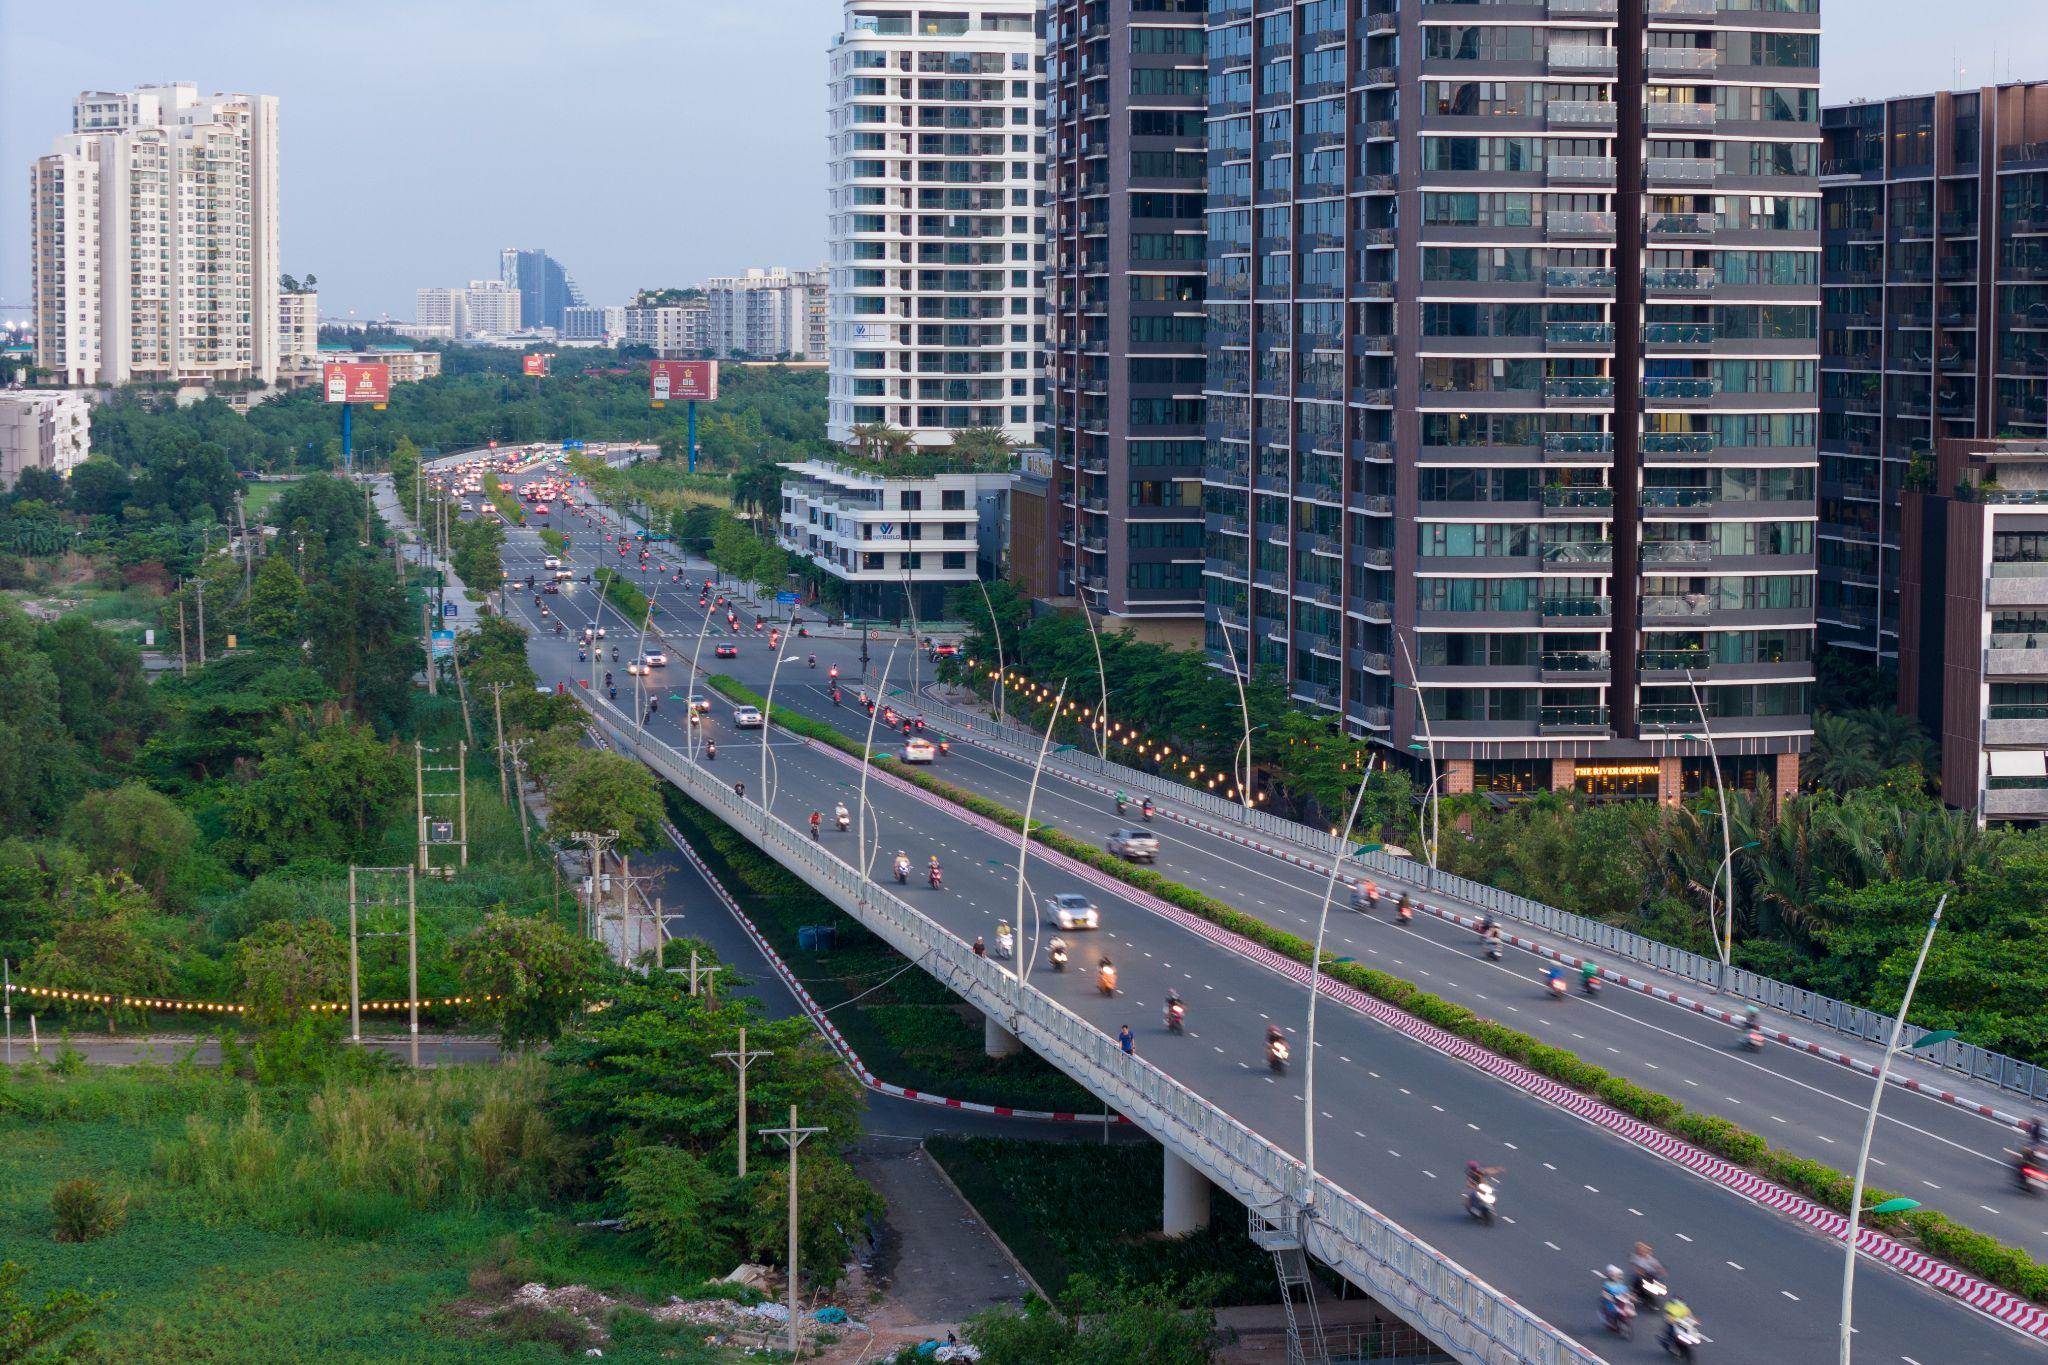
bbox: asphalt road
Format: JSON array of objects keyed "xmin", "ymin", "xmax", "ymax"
[{"xmin": 460, "ymin": 458, "xmax": 2043, "ymax": 1360}]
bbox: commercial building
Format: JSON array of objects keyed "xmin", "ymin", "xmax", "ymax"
[
  {"xmin": 777, "ymin": 458, "xmax": 1014, "ymax": 618},
  {"xmin": 1201, "ymin": 0, "xmax": 1821, "ymax": 802},
  {"xmin": 1899, "ymin": 438, "xmax": 2048, "ymax": 825},
  {"xmin": 414, "ymin": 281, "xmax": 523, "ymax": 339},
  {"xmin": 621, "ymin": 301, "xmax": 708, "ymax": 357},
  {"xmin": 1819, "ymin": 81, "xmax": 2048, "ymax": 660},
  {"xmin": 825, "ymin": 0, "xmax": 1045, "ymax": 448},
  {"xmin": 499, "ymin": 248, "xmax": 584, "ymax": 332},
  {"xmin": 278, "ymin": 289, "xmax": 318, "ymax": 364},
  {"xmin": 1042, "ymin": 0, "xmax": 1208, "ymax": 635},
  {"xmin": 703, "ymin": 267, "xmax": 830, "ymax": 359},
  {"xmin": 317, "ymin": 346, "xmax": 442, "ymax": 384},
  {"xmin": 29, "ymin": 82, "xmax": 281, "ymax": 388},
  {"xmin": 0, "ymin": 390, "xmax": 91, "ymax": 489},
  {"xmin": 561, "ymin": 304, "xmax": 626, "ymax": 343}
]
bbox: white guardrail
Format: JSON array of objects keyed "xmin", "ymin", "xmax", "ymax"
[
  {"xmin": 905, "ymin": 692, "xmax": 2048, "ymax": 1107},
  {"xmin": 581, "ymin": 700, "xmax": 1600, "ymax": 1365}
]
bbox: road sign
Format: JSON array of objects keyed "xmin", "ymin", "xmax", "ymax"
[
  {"xmin": 442, "ymin": 602, "xmax": 459, "ymax": 617},
  {"xmin": 430, "ymin": 629, "xmax": 455, "ymax": 658},
  {"xmin": 776, "ymin": 591, "xmax": 800, "ymax": 605}
]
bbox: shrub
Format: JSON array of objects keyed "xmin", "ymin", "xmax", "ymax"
[{"xmin": 50, "ymin": 1175, "xmax": 128, "ymax": 1242}]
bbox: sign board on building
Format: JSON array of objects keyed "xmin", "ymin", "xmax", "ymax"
[
  {"xmin": 522, "ymin": 353, "xmax": 550, "ymax": 378},
  {"xmin": 430, "ymin": 628, "xmax": 456, "ymax": 658},
  {"xmin": 443, "ymin": 602, "xmax": 459, "ymax": 617},
  {"xmin": 776, "ymin": 591, "xmax": 800, "ymax": 605},
  {"xmin": 649, "ymin": 359, "xmax": 719, "ymax": 406},
  {"xmin": 323, "ymin": 362, "xmax": 391, "ymax": 406}
]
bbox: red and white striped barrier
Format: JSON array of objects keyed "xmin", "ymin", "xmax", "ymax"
[
  {"xmin": 658, "ymin": 819, "xmax": 1125, "ymax": 1126},
  {"xmin": 813, "ymin": 739, "xmax": 2048, "ymax": 1341},
  {"xmin": 932, "ymin": 720, "xmax": 2039, "ymax": 1138}
]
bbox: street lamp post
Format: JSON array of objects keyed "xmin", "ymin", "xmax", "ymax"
[
  {"xmin": 1076, "ymin": 594, "xmax": 1113, "ymax": 760},
  {"xmin": 759, "ymin": 637, "xmax": 797, "ymax": 812},
  {"xmin": 1217, "ymin": 619, "xmax": 1257, "ymax": 813},
  {"xmin": 1010, "ymin": 683, "xmax": 1070, "ymax": 990},
  {"xmin": 976, "ymin": 577, "xmax": 1007, "ymax": 726},
  {"xmin": 854, "ymin": 644, "xmax": 899, "ymax": 896},
  {"xmin": 1683, "ymin": 664, "xmax": 1738, "ymax": 981},
  {"xmin": 1394, "ymin": 634, "xmax": 1441, "ymax": 869},
  {"xmin": 1303, "ymin": 761, "xmax": 1377, "ymax": 1201},
  {"xmin": 1410, "ymin": 756, "xmax": 1448, "ymax": 869},
  {"xmin": 1838, "ymin": 894, "xmax": 1951, "ymax": 1365}
]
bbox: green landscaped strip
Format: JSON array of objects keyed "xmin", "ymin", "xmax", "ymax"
[
  {"xmin": 704, "ymin": 674, "xmax": 2048, "ymax": 1304},
  {"xmin": 481, "ymin": 472, "xmax": 526, "ymax": 525},
  {"xmin": 595, "ymin": 568, "xmax": 651, "ymax": 623},
  {"xmin": 538, "ymin": 528, "xmax": 567, "ymax": 555}
]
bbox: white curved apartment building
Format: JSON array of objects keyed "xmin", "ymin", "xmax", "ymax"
[{"xmin": 826, "ymin": 0, "xmax": 1045, "ymax": 448}]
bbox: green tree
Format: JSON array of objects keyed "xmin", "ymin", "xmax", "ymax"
[
  {"xmin": 61, "ymin": 783, "xmax": 199, "ymax": 905},
  {"xmin": 34, "ymin": 613, "xmax": 158, "ymax": 767},
  {"xmin": 23, "ymin": 875, "xmax": 168, "ymax": 1033},
  {"xmin": 245, "ymin": 552, "xmax": 305, "ymax": 644},
  {"xmin": 0, "ymin": 1259, "xmax": 112, "ymax": 1365},
  {"xmin": 966, "ymin": 1278, "xmax": 1218, "ymax": 1365},
  {"xmin": 299, "ymin": 556, "xmax": 414, "ymax": 721},
  {"xmin": 540, "ymin": 749, "xmax": 666, "ymax": 850},
  {"xmin": 610, "ymin": 1145, "xmax": 744, "ymax": 1279},
  {"xmin": 450, "ymin": 912, "xmax": 611, "ymax": 1050},
  {"xmin": 270, "ymin": 473, "xmax": 371, "ymax": 573},
  {"xmin": 234, "ymin": 916, "xmax": 348, "ymax": 1027},
  {"xmin": 0, "ymin": 600, "xmax": 88, "ymax": 833},
  {"xmin": 64, "ymin": 458, "xmax": 132, "ymax": 518},
  {"xmin": 227, "ymin": 710, "xmax": 411, "ymax": 872},
  {"xmin": 742, "ymin": 1146, "xmax": 883, "ymax": 1288}
]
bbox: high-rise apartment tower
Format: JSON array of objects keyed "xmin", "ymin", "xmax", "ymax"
[{"xmin": 1202, "ymin": 0, "xmax": 1820, "ymax": 802}]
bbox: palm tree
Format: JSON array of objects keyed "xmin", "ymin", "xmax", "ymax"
[
  {"xmin": 1807, "ymin": 713, "xmax": 1880, "ymax": 793},
  {"xmin": 732, "ymin": 461, "xmax": 783, "ymax": 528},
  {"xmin": 948, "ymin": 426, "xmax": 1019, "ymax": 469},
  {"xmin": 1846, "ymin": 706, "xmax": 1940, "ymax": 777}
]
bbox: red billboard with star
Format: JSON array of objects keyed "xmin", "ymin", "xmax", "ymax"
[
  {"xmin": 649, "ymin": 359, "xmax": 719, "ymax": 405},
  {"xmin": 522, "ymin": 353, "xmax": 550, "ymax": 378},
  {"xmin": 323, "ymin": 362, "xmax": 390, "ymax": 405}
]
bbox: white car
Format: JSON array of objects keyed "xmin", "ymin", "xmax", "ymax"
[
  {"xmin": 543, "ymin": 556, "xmax": 560, "ymax": 570},
  {"xmin": 731, "ymin": 705, "xmax": 763, "ymax": 728},
  {"xmin": 901, "ymin": 737, "xmax": 937, "ymax": 764},
  {"xmin": 643, "ymin": 650, "xmax": 668, "ymax": 667},
  {"xmin": 626, "ymin": 661, "xmax": 649, "ymax": 676},
  {"xmin": 1044, "ymin": 893, "xmax": 1100, "ymax": 931}
]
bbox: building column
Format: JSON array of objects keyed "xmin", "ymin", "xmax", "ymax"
[
  {"xmin": 983, "ymin": 1011, "xmax": 1022, "ymax": 1058},
  {"xmin": 1162, "ymin": 1148, "xmax": 1212, "ymax": 1235},
  {"xmin": 1550, "ymin": 759, "xmax": 1577, "ymax": 791},
  {"xmin": 1773, "ymin": 753, "xmax": 1801, "ymax": 811},
  {"xmin": 1658, "ymin": 757, "xmax": 1684, "ymax": 808},
  {"xmin": 1445, "ymin": 759, "xmax": 1475, "ymax": 795}
]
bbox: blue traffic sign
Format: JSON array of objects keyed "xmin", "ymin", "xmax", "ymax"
[
  {"xmin": 776, "ymin": 591, "xmax": 800, "ymax": 604},
  {"xmin": 442, "ymin": 601, "xmax": 459, "ymax": 617}
]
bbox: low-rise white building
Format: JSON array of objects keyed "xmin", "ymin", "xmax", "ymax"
[
  {"xmin": 777, "ymin": 459, "xmax": 1012, "ymax": 619},
  {"xmin": 561, "ymin": 304, "xmax": 625, "ymax": 343},
  {"xmin": 0, "ymin": 390, "xmax": 92, "ymax": 490},
  {"xmin": 317, "ymin": 347, "xmax": 441, "ymax": 385},
  {"xmin": 278, "ymin": 290, "xmax": 318, "ymax": 364},
  {"xmin": 621, "ymin": 301, "xmax": 707, "ymax": 357}
]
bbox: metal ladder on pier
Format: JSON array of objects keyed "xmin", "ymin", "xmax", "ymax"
[{"xmin": 1250, "ymin": 1205, "xmax": 1332, "ymax": 1365}]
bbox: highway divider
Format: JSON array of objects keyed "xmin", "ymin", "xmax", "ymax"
[
  {"xmin": 595, "ymin": 567, "xmax": 651, "ymax": 623},
  {"xmin": 705, "ymin": 674, "xmax": 2048, "ymax": 1306},
  {"xmin": 481, "ymin": 471, "xmax": 526, "ymax": 525}
]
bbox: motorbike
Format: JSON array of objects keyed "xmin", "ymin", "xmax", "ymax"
[
  {"xmin": 1486, "ymin": 938, "xmax": 1503, "ymax": 962},
  {"xmin": 928, "ymin": 866, "xmax": 943, "ymax": 889},
  {"xmin": 1141, "ymin": 803, "xmax": 1154, "ymax": 823},
  {"xmin": 1048, "ymin": 944, "xmax": 1068, "ymax": 971},
  {"xmin": 1097, "ymin": 966, "xmax": 1117, "ymax": 996},
  {"xmin": 2013, "ymin": 1149, "xmax": 2048, "ymax": 1195},
  {"xmin": 893, "ymin": 859, "xmax": 910, "ymax": 885},
  {"xmin": 705, "ymin": 742, "xmax": 717, "ymax": 760},
  {"xmin": 1597, "ymin": 1285, "xmax": 1636, "ymax": 1340},
  {"xmin": 1464, "ymin": 1180, "xmax": 1498, "ymax": 1226},
  {"xmin": 836, "ymin": 810, "xmax": 851, "ymax": 831},
  {"xmin": 1743, "ymin": 1027, "xmax": 1765, "ymax": 1052},
  {"xmin": 1395, "ymin": 898, "xmax": 1413, "ymax": 925},
  {"xmin": 1581, "ymin": 973, "xmax": 1602, "ymax": 998},
  {"xmin": 1660, "ymin": 1311, "xmax": 1703, "ymax": 1362},
  {"xmin": 1115, "ymin": 799, "xmax": 1127, "ymax": 816},
  {"xmin": 1166, "ymin": 1000, "xmax": 1185, "ymax": 1034},
  {"xmin": 1634, "ymin": 1275, "xmax": 1669, "ymax": 1317},
  {"xmin": 1548, "ymin": 975, "xmax": 1568, "ymax": 1000}
]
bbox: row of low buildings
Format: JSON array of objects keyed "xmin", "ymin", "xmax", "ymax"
[{"xmin": 796, "ymin": 1, "xmax": 2048, "ymax": 824}]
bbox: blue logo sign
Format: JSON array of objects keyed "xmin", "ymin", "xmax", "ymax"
[
  {"xmin": 776, "ymin": 591, "xmax": 800, "ymax": 604},
  {"xmin": 442, "ymin": 602, "xmax": 459, "ymax": 617}
]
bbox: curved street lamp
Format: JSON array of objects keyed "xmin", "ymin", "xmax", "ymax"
[
  {"xmin": 854, "ymin": 643, "xmax": 899, "ymax": 897},
  {"xmin": 1008, "ymin": 683, "xmax": 1069, "ymax": 988},
  {"xmin": 975, "ymin": 577, "xmax": 1007, "ymax": 726},
  {"xmin": 1303, "ymin": 759, "xmax": 1378, "ymax": 1205},
  {"xmin": 1217, "ymin": 621, "xmax": 1258, "ymax": 814}
]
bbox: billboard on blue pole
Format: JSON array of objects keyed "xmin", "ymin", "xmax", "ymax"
[{"xmin": 431, "ymin": 629, "xmax": 456, "ymax": 658}]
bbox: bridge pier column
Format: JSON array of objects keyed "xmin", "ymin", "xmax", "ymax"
[
  {"xmin": 1162, "ymin": 1148, "xmax": 1212, "ymax": 1235},
  {"xmin": 983, "ymin": 1011, "xmax": 1023, "ymax": 1058}
]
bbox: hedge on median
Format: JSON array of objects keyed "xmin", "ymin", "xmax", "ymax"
[
  {"xmin": 706, "ymin": 673, "xmax": 2048, "ymax": 1303},
  {"xmin": 596, "ymin": 567, "xmax": 652, "ymax": 623}
]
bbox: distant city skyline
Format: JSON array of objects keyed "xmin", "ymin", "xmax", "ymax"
[{"xmin": 2, "ymin": 0, "xmax": 2045, "ymax": 319}]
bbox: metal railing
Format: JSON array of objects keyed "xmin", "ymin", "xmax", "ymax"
[{"xmin": 581, "ymin": 700, "xmax": 1597, "ymax": 1365}]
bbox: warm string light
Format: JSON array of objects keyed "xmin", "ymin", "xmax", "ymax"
[{"xmin": 2, "ymin": 983, "xmax": 518, "ymax": 1015}]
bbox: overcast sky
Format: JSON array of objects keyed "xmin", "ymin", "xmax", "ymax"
[{"xmin": 3, "ymin": 0, "xmax": 2045, "ymax": 319}]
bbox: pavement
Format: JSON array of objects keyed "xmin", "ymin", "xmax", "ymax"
[{"xmin": 456, "ymin": 464, "xmax": 2048, "ymax": 1362}]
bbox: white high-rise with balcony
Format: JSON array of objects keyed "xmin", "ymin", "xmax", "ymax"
[
  {"xmin": 826, "ymin": 1, "xmax": 1044, "ymax": 448},
  {"xmin": 30, "ymin": 82, "xmax": 280, "ymax": 388}
]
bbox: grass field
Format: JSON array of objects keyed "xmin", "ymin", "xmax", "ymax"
[
  {"xmin": 0, "ymin": 1064, "xmax": 743, "ymax": 1365},
  {"xmin": 241, "ymin": 478, "xmax": 301, "ymax": 520}
]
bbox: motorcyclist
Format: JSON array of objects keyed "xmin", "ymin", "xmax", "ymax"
[
  {"xmin": 1114, "ymin": 789, "xmax": 1128, "ymax": 814},
  {"xmin": 1140, "ymin": 797, "xmax": 1154, "ymax": 821},
  {"xmin": 832, "ymin": 688, "xmax": 842, "ymax": 706},
  {"xmin": 578, "ymin": 649, "xmax": 587, "ymax": 662},
  {"xmin": 1098, "ymin": 958, "xmax": 1117, "ymax": 994},
  {"xmin": 607, "ymin": 685, "xmax": 617, "ymax": 701},
  {"xmin": 835, "ymin": 801, "xmax": 850, "ymax": 830},
  {"xmin": 808, "ymin": 654, "xmax": 817, "ymax": 668},
  {"xmin": 1660, "ymin": 1298, "xmax": 1698, "ymax": 1356},
  {"xmin": 893, "ymin": 851, "xmax": 911, "ymax": 883},
  {"xmin": 1598, "ymin": 1266, "xmax": 1632, "ymax": 1330},
  {"xmin": 1485, "ymin": 923, "xmax": 1503, "ymax": 958},
  {"xmin": 611, "ymin": 647, "xmax": 620, "ymax": 662},
  {"xmin": 1464, "ymin": 1160, "xmax": 1503, "ymax": 1215},
  {"xmin": 1629, "ymin": 1242, "xmax": 1666, "ymax": 1304},
  {"xmin": 1165, "ymin": 989, "xmax": 1184, "ymax": 1032},
  {"xmin": 828, "ymin": 665, "xmax": 840, "ymax": 681},
  {"xmin": 809, "ymin": 811, "xmax": 822, "ymax": 839},
  {"xmin": 1047, "ymin": 935, "xmax": 1069, "ymax": 968},
  {"xmin": 605, "ymin": 671, "xmax": 614, "ymax": 687},
  {"xmin": 705, "ymin": 741, "xmax": 717, "ymax": 760},
  {"xmin": 1579, "ymin": 958, "xmax": 1600, "ymax": 992}
]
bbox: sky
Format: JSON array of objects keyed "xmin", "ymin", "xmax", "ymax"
[{"xmin": 2, "ymin": 0, "xmax": 2046, "ymax": 320}]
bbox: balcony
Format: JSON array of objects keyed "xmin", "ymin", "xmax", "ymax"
[
  {"xmin": 1546, "ymin": 100, "xmax": 1618, "ymax": 129},
  {"xmin": 1542, "ymin": 541, "xmax": 1615, "ymax": 565},
  {"xmin": 1646, "ymin": 322, "xmax": 1716, "ymax": 347},
  {"xmin": 1548, "ymin": 155, "xmax": 1617, "ymax": 184},
  {"xmin": 1640, "ymin": 649, "xmax": 1712, "ymax": 675},
  {"xmin": 1642, "ymin": 540, "xmax": 1711, "ymax": 564},
  {"xmin": 1351, "ymin": 493, "xmax": 1395, "ymax": 515},
  {"xmin": 1546, "ymin": 211, "xmax": 1617, "ymax": 239},
  {"xmin": 1357, "ymin": 547, "xmax": 1394, "ymax": 569},
  {"xmin": 1544, "ymin": 485, "xmax": 1615, "ymax": 510},
  {"xmin": 1642, "ymin": 593, "xmax": 1716, "ymax": 619},
  {"xmin": 1645, "ymin": 267, "xmax": 1718, "ymax": 293},
  {"xmin": 1984, "ymin": 713, "xmax": 2048, "ymax": 746},
  {"xmin": 1546, "ymin": 266, "xmax": 1618, "ymax": 293},
  {"xmin": 1296, "ymin": 629, "xmax": 1341, "ymax": 659},
  {"xmin": 1647, "ymin": 212, "xmax": 1718, "ymax": 239},
  {"xmin": 1539, "ymin": 705, "xmax": 1611, "ymax": 735},
  {"xmin": 1644, "ymin": 431, "xmax": 1717, "ymax": 456},
  {"xmin": 1638, "ymin": 706, "xmax": 1703, "ymax": 732},
  {"xmin": 1544, "ymin": 431, "xmax": 1614, "ymax": 457},
  {"xmin": 1647, "ymin": 102, "xmax": 1716, "ymax": 130},
  {"xmin": 1646, "ymin": 48, "xmax": 1718, "ymax": 75},
  {"xmin": 1547, "ymin": 322, "xmax": 1616, "ymax": 348},
  {"xmin": 1541, "ymin": 595, "xmax": 1612, "ymax": 620},
  {"xmin": 1641, "ymin": 486, "xmax": 1715, "ymax": 509},
  {"xmin": 1546, "ymin": 376, "xmax": 1616, "ymax": 402},
  {"xmin": 1541, "ymin": 650, "xmax": 1612, "ymax": 676},
  {"xmin": 1349, "ymin": 647, "xmax": 1393, "ymax": 675},
  {"xmin": 1985, "ymin": 646, "xmax": 2048, "ymax": 676},
  {"xmin": 1549, "ymin": 45, "xmax": 1618, "ymax": 74},
  {"xmin": 1293, "ymin": 681, "xmax": 1339, "ymax": 709},
  {"xmin": 1646, "ymin": 157, "xmax": 1717, "ymax": 186},
  {"xmin": 1353, "ymin": 598, "xmax": 1394, "ymax": 622},
  {"xmin": 1644, "ymin": 377, "xmax": 1717, "ymax": 403},
  {"xmin": 1549, "ymin": 0, "xmax": 1619, "ymax": 12}
]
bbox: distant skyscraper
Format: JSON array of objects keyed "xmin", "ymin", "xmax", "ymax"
[
  {"xmin": 826, "ymin": 0, "xmax": 1045, "ymax": 448},
  {"xmin": 30, "ymin": 82, "xmax": 280, "ymax": 387},
  {"xmin": 499, "ymin": 248, "xmax": 584, "ymax": 331}
]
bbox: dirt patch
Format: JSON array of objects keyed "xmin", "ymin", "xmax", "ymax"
[{"xmin": 447, "ymin": 1273, "xmax": 870, "ymax": 1358}]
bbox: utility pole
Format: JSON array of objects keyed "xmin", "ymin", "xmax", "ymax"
[
  {"xmin": 347, "ymin": 866, "xmax": 415, "ymax": 1050},
  {"xmin": 406, "ymin": 864, "xmax": 420, "ymax": 1069},
  {"xmin": 485, "ymin": 683, "xmax": 511, "ymax": 802},
  {"xmin": 416, "ymin": 742, "xmax": 469, "ymax": 874},
  {"xmin": 195, "ymin": 577, "xmax": 207, "ymax": 666},
  {"xmin": 506, "ymin": 738, "xmax": 534, "ymax": 857},
  {"xmin": 761, "ymin": 1105, "xmax": 828, "ymax": 1360},
  {"xmin": 448, "ymin": 637, "xmax": 477, "ymax": 745},
  {"xmin": 177, "ymin": 590, "xmax": 189, "ymax": 677},
  {"xmin": 572, "ymin": 830, "xmax": 619, "ymax": 941},
  {"xmin": 712, "ymin": 1028, "xmax": 774, "ymax": 1179},
  {"xmin": 680, "ymin": 947, "xmax": 718, "ymax": 1002},
  {"xmin": 421, "ymin": 602, "xmax": 438, "ymax": 696}
]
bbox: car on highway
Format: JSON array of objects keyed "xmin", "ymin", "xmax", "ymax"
[
  {"xmin": 900, "ymin": 736, "xmax": 937, "ymax": 763},
  {"xmin": 626, "ymin": 661, "xmax": 649, "ymax": 675},
  {"xmin": 731, "ymin": 704, "xmax": 761, "ymax": 727},
  {"xmin": 929, "ymin": 642, "xmax": 960, "ymax": 659},
  {"xmin": 542, "ymin": 582, "xmax": 560, "ymax": 595},
  {"xmin": 642, "ymin": 650, "xmax": 668, "ymax": 666},
  {"xmin": 1106, "ymin": 828, "xmax": 1159, "ymax": 863},
  {"xmin": 1043, "ymin": 892, "xmax": 1100, "ymax": 931},
  {"xmin": 543, "ymin": 557, "xmax": 560, "ymax": 570},
  {"xmin": 714, "ymin": 643, "xmax": 739, "ymax": 658}
]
